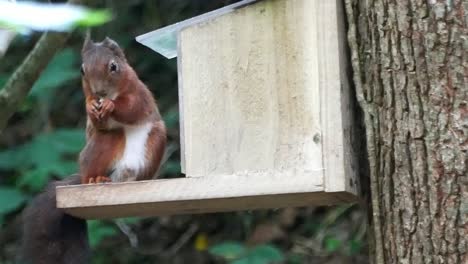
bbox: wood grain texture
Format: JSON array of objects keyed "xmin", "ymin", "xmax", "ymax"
[
  {"xmin": 179, "ymin": 0, "xmax": 358, "ymax": 195},
  {"xmin": 56, "ymin": 171, "xmax": 357, "ymax": 219},
  {"xmin": 179, "ymin": 0, "xmax": 324, "ymax": 179}
]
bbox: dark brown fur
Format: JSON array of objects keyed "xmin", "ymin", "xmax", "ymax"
[
  {"xmin": 79, "ymin": 37, "xmax": 166, "ymax": 184},
  {"xmin": 19, "ymin": 175, "xmax": 90, "ymax": 264}
]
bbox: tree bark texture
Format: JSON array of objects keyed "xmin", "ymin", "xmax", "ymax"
[{"xmin": 345, "ymin": 0, "xmax": 467, "ymax": 263}]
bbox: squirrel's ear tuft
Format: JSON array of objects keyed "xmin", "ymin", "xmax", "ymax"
[
  {"xmin": 102, "ymin": 37, "xmax": 126, "ymax": 60},
  {"xmin": 82, "ymin": 30, "xmax": 94, "ymax": 54}
]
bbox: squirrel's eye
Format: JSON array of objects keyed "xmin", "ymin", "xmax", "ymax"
[
  {"xmin": 109, "ymin": 61, "xmax": 118, "ymax": 73},
  {"xmin": 80, "ymin": 64, "xmax": 85, "ymax": 76}
]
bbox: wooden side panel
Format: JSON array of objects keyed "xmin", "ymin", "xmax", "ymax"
[
  {"xmin": 177, "ymin": 35, "xmax": 186, "ymax": 174},
  {"xmin": 315, "ymin": 0, "xmax": 358, "ymax": 193},
  {"xmin": 179, "ymin": 0, "xmax": 323, "ymax": 179}
]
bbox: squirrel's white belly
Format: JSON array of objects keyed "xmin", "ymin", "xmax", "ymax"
[{"xmin": 110, "ymin": 121, "xmax": 153, "ymax": 182}]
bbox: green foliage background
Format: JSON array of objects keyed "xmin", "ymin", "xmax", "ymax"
[{"xmin": 0, "ymin": 1, "xmax": 368, "ymax": 263}]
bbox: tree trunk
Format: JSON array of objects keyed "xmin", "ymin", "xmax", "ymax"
[{"xmin": 344, "ymin": 0, "xmax": 467, "ymax": 263}]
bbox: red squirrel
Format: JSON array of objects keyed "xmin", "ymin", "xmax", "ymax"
[
  {"xmin": 79, "ymin": 36, "xmax": 166, "ymax": 184},
  {"xmin": 19, "ymin": 37, "xmax": 165, "ymax": 264}
]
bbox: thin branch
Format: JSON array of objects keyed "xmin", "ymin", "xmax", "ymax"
[
  {"xmin": 0, "ymin": 32, "xmax": 70, "ymax": 131},
  {"xmin": 115, "ymin": 220, "xmax": 139, "ymax": 248},
  {"xmin": 130, "ymin": 222, "xmax": 199, "ymax": 257},
  {"xmin": 162, "ymin": 222, "xmax": 199, "ymax": 257},
  {"xmin": 0, "ymin": 0, "xmax": 85, "ymax": 132}
]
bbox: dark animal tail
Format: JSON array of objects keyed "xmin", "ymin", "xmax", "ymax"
[{"xmin": 18, "ymin": 174, "xmax": 90, "ymax": 264}]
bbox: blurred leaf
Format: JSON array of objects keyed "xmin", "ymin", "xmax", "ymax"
[
  {"xmin": 0, "ymin": 148, "xmax": 25, "ymax": 170},
  {"xmin": 210, "ymin": 242, "xmax": 284, "ymax": 264},
  {"xmin": 0, "ymin": 128, "xmax": 85, "ymax": 168},
  {"xmin": 29, "ymin": 48, "xmax": 79, "ymax": 102},
  {"xmin": 162, "ymin": 109, "xmax": 179, "ymax": 129},
  {"xmin": 76, "ymin": 10, "xmax": 112, "ymax": 27},
  {"xmin": 301, "ymin": 218, "xmax": 321, "ymax": 236},
  {"xmin": 244, "ymin": 244, "xmax": 284, "ymax": 264},
  {"xmin": 18, "ymin": 161, "xmax": 77, "ymax": 191},
  {"xmin": 287, "ymin": 254, "xmax": 303, "ymax": 264},
  {"xmin": 231, "ymin": 259, "xmax": 250, "ymax": 264},
  {"xmin": 43, "ymin": 129, "xmax": 86, "ymax": 153},
  {"xmin": 118, "ymin": 217, "xmax": 141, "ymax": 224},
  {"xmin": 92, "ymin": 253, "xmax": 108, "ymax": 264},
  {"xmin": 0, "ymin": 2, "xmax": 111, "ymax": 33},
  {"xmin": 0, "ymin": 74, "xmax": 8, "ymax": 89},
  {"xmin": 0, "ymin": 187, "xmax": 27, "ymax": 215},
  {"xmin": 209, "ymin": 241, "xmax": 246, "ymax": 260},
  {"xmin": 0, "ymin": 128, "xmax": 85, "ymax": 191},
  {"xmin": 159, "ymin": 161, "xmax": 180, "ymax": 175},
  {"xmin": 324, "ymin": 237, "xmax": 341, "ymax": 253},
  {"xmin": 88, "ymin": 220, "xmax": 118, "ymax": 248},
  {"xmin": 348, "ymin": 239, "xmax": 363, "ymax": 255},
  {"xmin": 18, "ymin": 168, "xmax": 51, "ymax": 192},
  {"xmin": 49, "ymin": 161, "xmax": 79, "ymax": 177}
]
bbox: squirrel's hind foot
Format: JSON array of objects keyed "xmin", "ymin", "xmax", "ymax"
[{"xmin": 95, "ymin": 175, "xmax": 112, "ymax": 183}]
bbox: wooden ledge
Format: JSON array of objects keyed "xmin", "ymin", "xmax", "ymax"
[{"xmin": 56, "ymin": 172, "xmax": 356, "ymax": 219}]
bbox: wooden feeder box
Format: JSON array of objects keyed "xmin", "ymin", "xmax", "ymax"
[{"xmin": 56, "ymin": 0, "xmax": 360, "ymax": 219}]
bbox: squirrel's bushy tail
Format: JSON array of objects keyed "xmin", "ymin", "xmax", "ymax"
[{"xmin": 18, "ymin": 174, "xmax": 90, "ymax": 264}]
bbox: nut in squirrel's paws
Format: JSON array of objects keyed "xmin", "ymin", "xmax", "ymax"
[
  {"xmin": 93, "ymin": 98, "xmax": 103, "ymax": 111},
  {"xmin": 98, "ymin": 98, "xmax": 115, "ymax": 119},
  {"xmin": 86, "ymin": 99, "xmax": 101, "ymax": 120}
]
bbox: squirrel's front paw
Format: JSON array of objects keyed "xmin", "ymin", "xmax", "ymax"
[
  {"xmin": 86, "ymin": 99, "xmax": 101, "ymax": 121},
  {"xmin": 98, "ymin": 99, "xmax": 115, "ymax": 120}
]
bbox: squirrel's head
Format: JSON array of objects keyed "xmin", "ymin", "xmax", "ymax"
[{"xmin": 81, "ymin": 35, "xmax": 128, "ymax": 99}]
